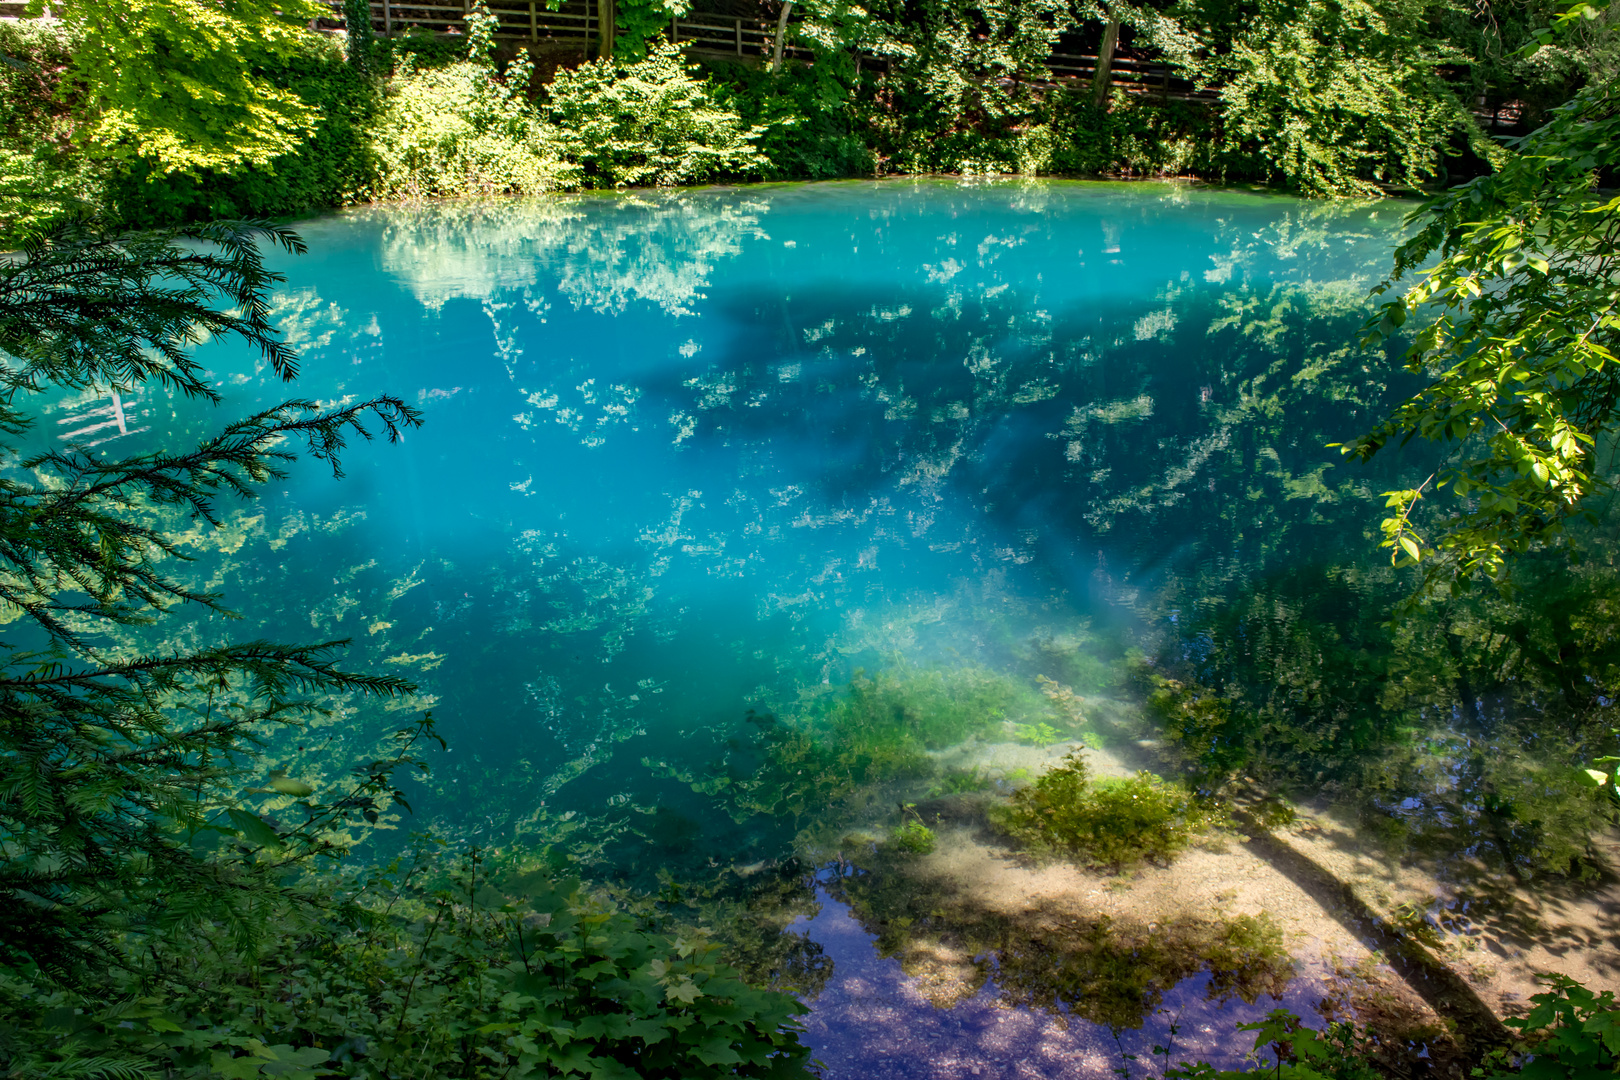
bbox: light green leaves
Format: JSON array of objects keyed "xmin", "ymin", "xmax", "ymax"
[
  {"xmin": 1344, "ymin": 72, "xmax": 1620, "ymax": 587},
  {"xmin": 544, "ymin": 41, "xmax": 764, "ymax": 188},
  {"xmin": 39, "ymin": 0, "xmax": 329, "ymax": 174}
]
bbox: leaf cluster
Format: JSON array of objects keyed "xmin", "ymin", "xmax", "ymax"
[
  {"xmin": 544, "ymin": 41, "xmax": 765, "ymax": 188},
  {"xmin": 3, "ymin": 844, "xmax": 812, "ymax": 1079},
  {"xmin": 1345, "ymin": 71, "xmax": 1620, "ymax": 586},
  {"xmin": 39, "ymin": 0, "xmax": 331, "ymax": 175}
]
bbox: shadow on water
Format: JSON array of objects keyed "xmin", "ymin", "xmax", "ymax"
[{"xmin": 84, "ymin": 182, "xmax": 1620, "ymax": 1078}]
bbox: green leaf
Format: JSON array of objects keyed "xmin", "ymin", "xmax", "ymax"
[{"xmin": 1398, "ymin": 536, "xmax": 1421, "ymax": 561}]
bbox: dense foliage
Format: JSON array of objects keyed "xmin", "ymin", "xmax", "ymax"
[
  {"xmin": 2, "ymin": 0, "xmax": 1616, "ymax": 241},
  {"xmin": 366, "ymin": 9, "xmax": 566, "ymax": 199},
  {"xmin": 31, "ymin": 0, "xmax": 330, "ymax": 175},
  {"xmin": 1348, "ymin": 64, "xmax": 1620, "ymax": 586},
  {"xmin": 546, "ymin": 42, "xmax": 763, "ymax": 188}
]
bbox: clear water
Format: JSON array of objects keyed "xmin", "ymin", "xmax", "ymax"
[{"xmin": 49, "ymin": 180, "xmax": 1618, "ymax": 1074}]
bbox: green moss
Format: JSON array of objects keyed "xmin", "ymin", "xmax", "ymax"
[
  {"xmin": 932, "ymin": 766, "xmax": 995, "ymax": 795},
  {"xmin": 994, "ymin": 752, "xmax": 1223, "ymax": 870}
]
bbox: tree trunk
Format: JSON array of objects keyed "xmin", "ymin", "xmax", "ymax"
[
  {"xmin": 1091, "ymin": 11, "xmax": 1119, "ymax": 108},
  {"xmin": 771, "ymin": 0, "xmax": 794, "ymax": 73}
]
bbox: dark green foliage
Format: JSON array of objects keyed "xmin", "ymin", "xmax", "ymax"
[
  {"xmin": 344, "ymin": 0, "xmax": 376, "ymax": 77},
  {"xmin": 1481, "ymin": 974, "xmax": 1620, "ymax": 1080},
  {"xmin": 4, "ymin": 846, "xmax": 813, "ymax": 1079},
  {"xmin": 704, "ymin": 60, "xmax": 876, "ymax": 180},
  {"xmin": 1168, "ymin": 1009, "xmax": 1384, "ymax": 1080},
  {"xmin": 1042, "ymin": 89, "xmax": 1256, "ymax": 180},
  {"xmin": 103, "ymin": 43, "xmax": 381, "ymax": 229},
  {"xmin": 995, "ymin": 751, "xmax": 1221, "ymax": 869}
]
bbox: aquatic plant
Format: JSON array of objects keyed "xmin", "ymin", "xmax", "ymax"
[
  {"xmin": 649, "ymin": 665, "xmax": 1052, "ymax": 823},
  {"xmin": 995, "ymin": 752, "xmax": 1221, "ymax": 870},
  {"xmin": 887, "ymin": 808, "xmax": 938, "ymax": 855},
  {"xmin": 931, "ymin": 766, "xmax": 995, "ymax": 795},
  {"xmin": 1011, "ymin": 720, "xmax": 1065, "ymax": 747}
]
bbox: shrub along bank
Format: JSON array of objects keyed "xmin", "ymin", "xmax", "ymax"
[{"xmin": 2, "ymin": 0, "xmax": 1615, "ymax": 241}]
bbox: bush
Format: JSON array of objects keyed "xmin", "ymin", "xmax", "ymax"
[
  {"xmin": 2, "ymin": 845, "xmax": 815, "ymax": 1079},
  {"xmin": 367, "ymin": 8, "xmax": 573, "ymax": 200},
  {"xmin": 995, "ymin": 752, "xmax": 1220, "ymax": 869},
  {"xmin": 545, "ymin": 41, "xmax": 763, "ymax": 187},
  {"xmin": 108, "ymin": 35, "xmax": 382, "ymax": 227},
  {"xmin": 0, "ymin": 21, "xmax": 103, "ymax": 243}
]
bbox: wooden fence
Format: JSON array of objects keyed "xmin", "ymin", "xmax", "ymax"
[
  {"xmin": 318, "ymin": 1, "xmax": 1190, "ymax": 93},
  {"xmin": 0, "ymin": 0, "xmax": 1201, "ymax": 100},
  {"xmin": 332, "ymin": 0, "xmax": 811, "ymax": 61}
]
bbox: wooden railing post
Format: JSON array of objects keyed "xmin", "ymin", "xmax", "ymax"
[
  {"xmin": 382, "ymin": 0, "xmax": 391, "ymax": 36},
  {"xmin": 529, "ymin": 0, "xmax": 536, "ymax": 38},
  {"xmin": 596, "ymin": 0, "xmax": 616, "ymax": 58}
]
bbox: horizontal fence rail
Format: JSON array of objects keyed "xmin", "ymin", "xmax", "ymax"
[
  {"xmin": 0, "ymin": 2, "xmax": 1521, "ymax": 117},
  {"xmin": 328, "ymin": 0, "xmax": 814, "ymax": 61},
  {"xmin": 0, "ymin": 0, "xmax": 1198, "ymax": 95}
]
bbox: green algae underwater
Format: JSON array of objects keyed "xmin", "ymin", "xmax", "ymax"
[{"xmin": 47, "ymin": 179, "xmax": 1619, "ymax": 1077}]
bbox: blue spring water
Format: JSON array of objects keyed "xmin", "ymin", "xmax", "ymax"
[{"xmin": 50, "ymin": 178, "xmax": 1435, "ymax": 1075}]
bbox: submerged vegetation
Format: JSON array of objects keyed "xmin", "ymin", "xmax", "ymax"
[
  {"xmin": 0, "ymin": 219, "xmax": 813, "ymax": 1078},
  {"xmin": 995, "ymin": 752, "xmax": 1221, "ymax": 870}
]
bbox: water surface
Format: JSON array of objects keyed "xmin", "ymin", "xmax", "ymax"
[{"xmin": 50, "ymin": 179, "xmax": 1620, "ymax": 1075}]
